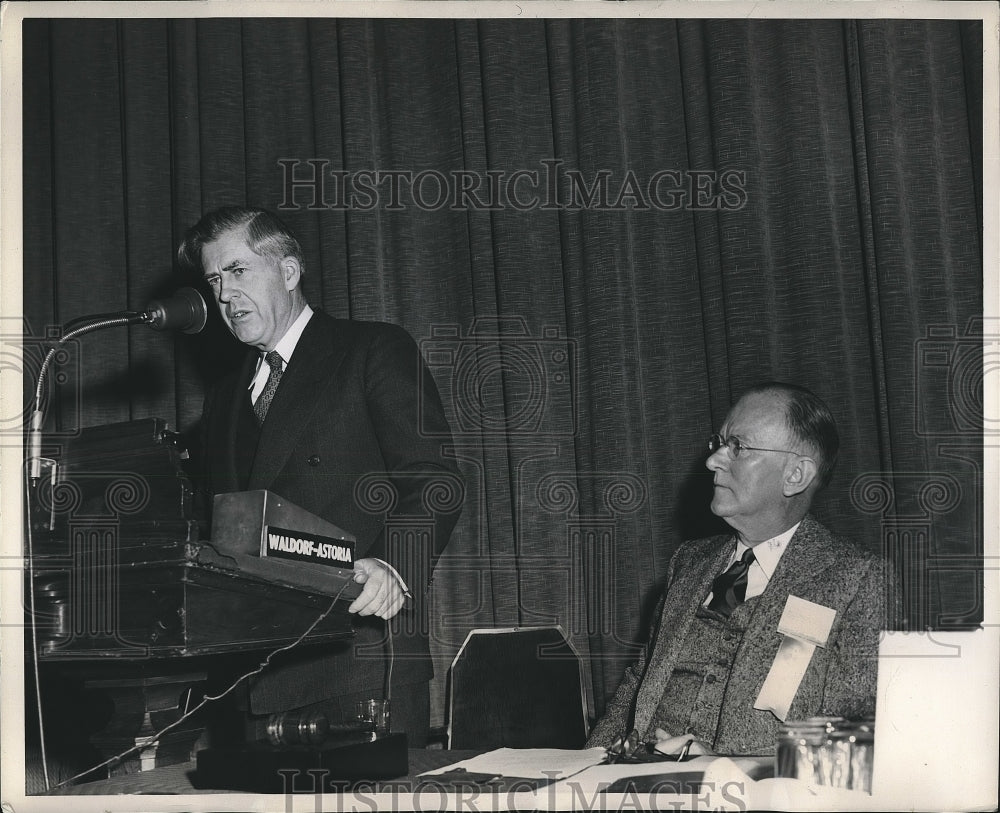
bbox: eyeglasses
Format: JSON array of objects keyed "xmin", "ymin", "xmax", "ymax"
[{"xmin": 708, "ymin": 433, "xmax": 801, "ymax": 458}]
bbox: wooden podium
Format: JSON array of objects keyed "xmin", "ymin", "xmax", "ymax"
[{"xmin": 26, "ymin": 419, "xmax": 358, "ymax": 773}]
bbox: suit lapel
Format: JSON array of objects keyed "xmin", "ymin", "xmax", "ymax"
[
  {"xmin": 725, "ymin": 517, "xmax": 836, "ymax": 665},
  {"xmin": 748, "ymin": 515, "xmax": 836, "ymax": 623},
  {"xmin": 633, "ymin": 518, "xmax": 836, "ymax": 738},
  {"xmin": 215, "ymin": 351, "xmax": 257, "ymax": 493},
  {"xmin": 248, "ymin": 313, "xmax": 350, "ymax": 489},
  {"xmin": 718, "ymin": 516, "xmax": 837, "ymax": 728}
]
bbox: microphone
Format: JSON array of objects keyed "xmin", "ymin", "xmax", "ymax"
[
  {"xmin": 28, "ymin": 287, "xmax": 208, "ymax": 486},
  {"xmin": 142, "ymin": 287, "xmax": 208, "ymax": 334}
]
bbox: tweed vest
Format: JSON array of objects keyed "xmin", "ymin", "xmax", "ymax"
[{"xmin": 643, "ymin": 599, "xmax": 756, "ymax": 744}]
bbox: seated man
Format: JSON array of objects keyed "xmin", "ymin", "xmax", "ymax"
[{"xmin": 587, "ymin": 382, "xmax": 896, "ymax": 756}]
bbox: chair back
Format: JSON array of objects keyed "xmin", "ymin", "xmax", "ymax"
[{"xmin": 447, "ymin": 626, "xmax": 588, "ymax": 750}]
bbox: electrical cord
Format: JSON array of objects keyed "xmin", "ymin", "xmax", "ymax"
[
  {"xmin": 48, "ymin": 578, "xmax": 356, "ymax": 789},
  {"xmin": 385, "ymin": 623, "xmax": 394, "ymax": 705},
  {"xmin": 28, "ymin": 349, "xmax": 399, "ymax": 788},
  {"xmin": 25, "ymin": 312, "xmax": 150, "ymax": 790},
  {"xmin": 24, "ymin": 465, "xmax": 51, "ymax": 790}
]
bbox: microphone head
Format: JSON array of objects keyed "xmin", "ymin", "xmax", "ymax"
[{"xmin": 145, "ymin": 287, "xmax": 208, "ymax": 334}]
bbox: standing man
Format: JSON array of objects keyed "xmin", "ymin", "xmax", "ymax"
[
  {"xmin": 587, "ymin": 383, "xmax": 896, "ymax": 756},
  {"xmin": 178, "ymin": 206, "xmax": 463, "ymax": 745}
]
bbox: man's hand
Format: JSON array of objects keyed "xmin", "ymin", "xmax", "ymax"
[
  {"xmin": 651, "ymin": 729, "xmax": 715, "ymax": 757},
  {"xmin": 349, "ymin": 558, "xmax": 406, "ymax": 620}
]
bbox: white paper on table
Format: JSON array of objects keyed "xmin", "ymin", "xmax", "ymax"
[
  {"xmin": 544, "ymin": 755, "xmax": 769, "ymax": 811},
  {"xmin": 419, "ymin": 747, "xmax": 609, "ymax": 780}
]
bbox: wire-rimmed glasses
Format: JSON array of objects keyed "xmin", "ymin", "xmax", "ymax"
[{"xmin": 708, "ymin": 433, "xmax": 802, "ymax": 458}]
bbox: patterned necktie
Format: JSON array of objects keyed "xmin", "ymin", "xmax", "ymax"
[
  {"xmin": 707, "ymin": 547, "xmax": 756, "ymax": 617},
  {"xmin": 253, "ymin": 350, "xmax": 284, "ymax": 424}
]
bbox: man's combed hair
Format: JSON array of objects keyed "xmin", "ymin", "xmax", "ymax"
[
  {"xmin": 177, "ymin": 206, "xmax": 305, "ymax": 273},
  {"xmin": 745, "ymin": 382, "xmax": 840, "ymax": 488}
]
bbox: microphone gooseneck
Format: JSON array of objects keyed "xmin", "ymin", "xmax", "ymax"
[
  {"xmin": 29, "ymin": 313, "xmax": 142, "ymax": 485},
  {"xmin": 28, "ymin": 288, "xmax": 208, "ymax": 485},
  {"xmin": 25, "ymin": 287, "xmax": 210, "ymax": 792}
]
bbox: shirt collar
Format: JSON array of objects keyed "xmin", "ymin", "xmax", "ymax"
[
  {"xmin": 735, "ymin": 520, "xmax": 801, "ymax": 580},
  {"xmin": 248, "ymin": 304, "xmax": 313, "ymax": 388},
  {"xmin": 271, "ymin": 304, "xmax": 313, "ymax": 364}
]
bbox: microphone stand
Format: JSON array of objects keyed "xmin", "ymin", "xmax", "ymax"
[
  {"xmin": 29, "ymin": 311, "xmax": 147, "ymax": 486},
  {"xmin": 29, "ymin": 288, "xmax": 206, "ymax": 486},
  {"xmin": 25, "ymin": 309, "xmax": 146, "ymax": 791},
  {"xmin": 24, "ymin": 291, "xmax": 206, "ymax": 789}
]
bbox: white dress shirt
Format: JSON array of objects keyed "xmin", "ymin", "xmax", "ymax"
[{"xmin": 248, "ymin": 305, "xmax": 314, "ymax": 402}]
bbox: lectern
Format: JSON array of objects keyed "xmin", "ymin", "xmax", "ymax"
[{"xmin": 26, "ymin": 418, "xmax": 359, "ymax": 772}]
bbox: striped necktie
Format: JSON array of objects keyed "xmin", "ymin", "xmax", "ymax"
[{"xmin": 707, "ymin": 547, "xmax": 756, "ymax": 617}]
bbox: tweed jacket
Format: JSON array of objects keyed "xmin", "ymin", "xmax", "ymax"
[
  {"xmin": 199, "ymin": 310, "xmax": 463, "ymax": 711},
  {"xmin": 586, "ymin": 515, "xmax": 892, "ymax": 754}
]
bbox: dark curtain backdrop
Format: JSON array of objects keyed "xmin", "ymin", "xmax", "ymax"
[{"xmin": 21, "ymin": 16, "xmax": 984, "ymax": 727}]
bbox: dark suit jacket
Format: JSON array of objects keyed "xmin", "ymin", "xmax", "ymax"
[
  {"xmin": 199, "ymin": 310, "xmax": 463, "ymax": 712},
  {"xmin": 586, "ymin": 515, "xmax": 894, "ymax": 754}
]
